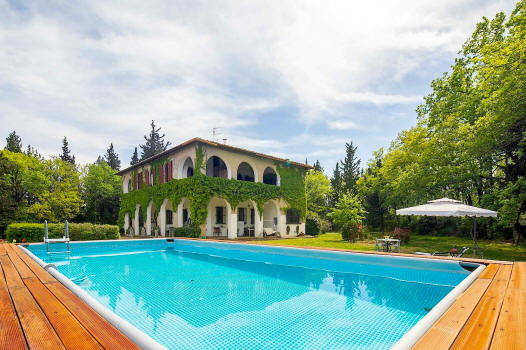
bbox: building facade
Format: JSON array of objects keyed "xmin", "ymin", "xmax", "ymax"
[{"xmin": 117, "ymin": 138, "xmax": 311, "ymax": 239}]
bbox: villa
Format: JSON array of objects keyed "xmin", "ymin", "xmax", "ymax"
[{"xmin": 117, "ymin": 137, "xmax": 312, "ymax": 238}]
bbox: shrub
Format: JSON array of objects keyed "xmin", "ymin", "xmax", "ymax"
[
  {"xmin": 319, "ymin": 219, "xmax": 332, "ymax": 233},
  {"xmin": 6, "ymin": 222, "xmax": 119, "ymax": 243},
  {"xmin": 172, "ymin": 225, "xmax": 201, "ymax": 238},
  {"xmin": 306, "ymin": 214, "xmax": 321, "ymax": 235}
]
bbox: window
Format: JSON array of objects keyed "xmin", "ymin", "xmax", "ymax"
[
  {"xmin": 263, "ymin": 167, "xmax": 277, "ymax": 185},
  {"xmin": 166, "ymin": 210, "xmax": 173, "ymax": 225},
  {"xmin": 165, "ymin": 163, "xmax": 170, "ymax": 181},
  {"xmin": 187, "ymin": 167, "xmax": 193, "ymax": 177},
  {"xmin": 127, "ymin": 179, "xmax": 132, "ymax": 192},
  {"xmin": 251, "ymin": 208, "xmax": 255, "ymax": 225},
  {"xmin": 238, "ymin": 208, "xmax": 246, "ymax": 223},
  {"xmin": 216, "ymin": 206, "xmax": 225, "ymax": 224},
  {"xmin": 286, "ymin": 209, "xmax": 300, "ymax": 224}
]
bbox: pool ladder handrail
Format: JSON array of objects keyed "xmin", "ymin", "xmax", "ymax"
[{"xmin": 44, "ymin": 220, "xmax": 71, "ymax": 254}]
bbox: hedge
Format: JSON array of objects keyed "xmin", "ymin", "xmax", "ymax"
[
  {"xmin": 172, "ymin": 225, "xmax": 201, "ymax": 238},
  {"xmin": 5, "ymin": 223, "xmax": 120, "ymax": 243}
]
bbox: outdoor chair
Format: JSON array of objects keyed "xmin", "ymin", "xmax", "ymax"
[{"xmin": 414, "ymin": 246, "xmax": 469, "ymax": 257}]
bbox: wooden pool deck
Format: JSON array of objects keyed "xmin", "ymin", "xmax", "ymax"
[
  {"xmin": 0, "ymin": 243, "xmax": 139, "ymax": 350},
  {"xmin": 1, "ymin": 241, "xmax": 524, "ymax": 349}
]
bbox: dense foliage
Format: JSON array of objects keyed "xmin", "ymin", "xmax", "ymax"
[
  {"xmin": 356, "ymin": 1, "xmax": 526, "ymax": 243},
  {"xmin": 6, "ymin": 222, "xmax": 119, "ymax": 242}
]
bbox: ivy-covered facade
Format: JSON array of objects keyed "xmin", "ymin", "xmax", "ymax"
[{"xmin": 117, "ymin": 138, "xmax": 311, "ymax": 238}]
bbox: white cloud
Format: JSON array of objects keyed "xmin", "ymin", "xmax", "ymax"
[{"xmin": 0, "ymin": 0, "xmax": 516, "ymax": 166}]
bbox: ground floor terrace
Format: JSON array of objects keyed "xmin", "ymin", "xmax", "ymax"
[
  {"xmin": 123, "ymin": 197, "xmax": 305, "ymax": 239},
  {"xmin": 1, "ymin": 241, "xmax": 524, "ymax": 349}
]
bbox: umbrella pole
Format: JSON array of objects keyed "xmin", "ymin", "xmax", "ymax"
[{"xmin": 472, "ymin": 217, "xmax": 479, "ymax": 258}]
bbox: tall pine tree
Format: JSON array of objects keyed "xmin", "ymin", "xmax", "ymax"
[
  {"xmin": 330, "ymin": 161, "xmax": 343, "ymax": 207},
  {"xmin": 313, "ymin": 160, "xmax": 323, "ymax": 172},
  {"xmin": 105, "ymin": 143, "xmax": 121, "ymax": 170},
  {"xmin": 139, "ymin": 120, "xmax": 171, "ymax": 160},
  {"xmin": 130, "ymin": 147, "xmax": 139, "ymax": 165},
  {"xmin": 25, "ymin": 144, "xmax": 42, "ymax": 159},
  {"xmin": 341, "ymin": 141, "xmax": 361, "ymax": 195},
  {"xmin": 5, "ymin": 131, "xmax": 22, "ymax": 153},
  {"xmin": 60, "ymin": 136, "xmax": 75, "ymax": 165}
]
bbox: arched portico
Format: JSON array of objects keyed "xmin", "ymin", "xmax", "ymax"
[
  {"xmin": 206, "ymin": 197, "xmax": 233, "ymax": 238},
  {"xmin": 206, "ymin": 156, "xmax": 231, "ymax": 179},
  {"xmin": 146, "ymin": 201, "xmax": 157, "ymax": 236},
  {"xmin": 263, "ymin": 167, "xmax": 280, "ymax": 186},
  {"xmin": 236, "ymin": 199, "xmax": 262, "ymax": 237},
  {"xmin": 177, "ymin": 197, "xmax": 191, "ymax": 227},
  {"xmin": 159, "ymin": 198, "xmax": 174, "ymax": 236},
  {"xmin": 263, "ymin": 200, "xmax": 281, "ymax": 236}
]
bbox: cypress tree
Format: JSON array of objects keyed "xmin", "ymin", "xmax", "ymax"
[
  {"xmin": 105, "ymin": 143, "xmax": 121, "ymax": 170},
  {"xmin": 313, "ymin": 160, "xmax": 323, "ymax": 172},
  {"xmin": 5, "ymin": 131, "xmax": 22, "ymax": 153},
  {"xmin": 130, "ymin": 147, "xmax": 139, "ymax": 165},
  {"xmin": 60, "ymin": 136, "xmax": 75, "ymax": 165},
  {"xmin": 341, "ymin": 141, "xmax": 361, "ymax": 195},
  {"xmin": 330, "ymin": 161, "xmax": 343, "ymax": 206}
]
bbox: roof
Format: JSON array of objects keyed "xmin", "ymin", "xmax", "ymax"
[{"xmin": 117, "ymin": 137, "xmax": 313, "ymax": 175}]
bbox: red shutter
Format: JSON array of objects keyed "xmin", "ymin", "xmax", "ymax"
[
  {"xmin": 145, "ymin": 170, "xmax": 149, "ymax": 186},
  {"xmin": 159, "ymin": 164, "xmax": 164, "ymax": 184},
  {"xmin": 169, "ymin": 160, "xmax": 173, "ymax": 180}
]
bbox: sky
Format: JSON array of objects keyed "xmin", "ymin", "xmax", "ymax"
[{"xmin": 0, "ymin": 0, "xmax": 518, "ymax": 173}]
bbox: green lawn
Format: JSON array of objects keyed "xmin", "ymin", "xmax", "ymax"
[{"xmin": 249, "ymin": 232, "xmax": 526, "ymax": 262}]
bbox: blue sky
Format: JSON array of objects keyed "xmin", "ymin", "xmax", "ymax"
[{"xmin": 0, "ymin": 0, "xmax": 517, "ymax": 173}]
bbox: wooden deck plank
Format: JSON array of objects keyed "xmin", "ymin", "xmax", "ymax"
[
  {"xmin": 478, "ymin": 264, "xmax": 500, "ymax": 279},
  {"xmin": 0, "ymin": 264, "xmax": 28, "ymax": 350},
  {"xmin": 0, "ymin": 253, "xmax": 65, "ymax": 350},
  {"xmin": 509, "ymin": 262, "xmax": 526, "ymax": 291},
  {"xmin": 412, "ymin": 278, "xmax": 491, "ymax": 349},
  {"xmin": 44, "ymin": 281, "xmax": 141, "ymax": 350},
  {"xmin": 490, "ymin": 262, "xmax": 526, "ymax": 350},
  {"xmin": 0, "ymin": 243, "xmax": 6, "ymax": 256},
  {"xmin": 451, "ymin": 264, "xmax": 512, "ymax": 350},
  {"xmin": 22, "ymin": 278, "xmax": 102, "ymax": 350},
  {"xmin": 12, "ymin": 245, "xmax": 140, "ymax": 350},
  {"xmin": 5, "ymin": 244, "xmax": 36, "ymax": 280}
]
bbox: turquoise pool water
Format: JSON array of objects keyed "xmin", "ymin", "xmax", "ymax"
[{"xmin": 28, "ymin": 239, "xmax": 472, "ymax": 349}]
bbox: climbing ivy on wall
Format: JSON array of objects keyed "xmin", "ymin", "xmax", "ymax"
[{"xmin": 118, "ymin": 145, "xmax": 307, "ymax": 228}]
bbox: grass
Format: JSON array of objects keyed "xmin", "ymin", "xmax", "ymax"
[{"xmin": 249, "ymin": 232, "xmax": 526, "ymax": 262}]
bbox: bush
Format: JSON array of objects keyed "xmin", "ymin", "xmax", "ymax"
[
  {"xmin": 172, "ymin": 225, "xmax": 201, "ymax": 238},
  {"xmin": 306, "ymin": 214, "xmax": 321, "ymax": 235},
  {"xmin": 320, "ymin": 219, "xmax": 332, "ymax": 233},
  {"xmin": 6, "ymin": 222, "xmax": 119, "ymax": 243}
]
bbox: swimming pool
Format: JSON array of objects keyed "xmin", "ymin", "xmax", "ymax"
[{"xmin": 27, "ymin": 239, "xmax": 477, "ymax": 349}]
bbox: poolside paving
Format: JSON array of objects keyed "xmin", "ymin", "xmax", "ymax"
[{"xmin": 0, "ymin": 243, "xmax": 139, "ymax": 350}]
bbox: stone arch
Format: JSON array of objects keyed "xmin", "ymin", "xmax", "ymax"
[
  {"xmin": 206, "ymin": 197, "xmax": 232, "ymax": 238},
  {"xmin": 263, "ymin": 167, "xmax": 280, "ymax": 185},
  {"xmin": 236, "ymin": 162, "xmax": 256, "ymax": 182},
  {"xmin": 177, "ymin": 197, "xmax": 192, "ymax": 227},
  {"xmin": 263, "ymin": 200, "xmax": 280, "ymax": 235},
  {"xmin": 178, "ymin": 157, "xmax": 194, "ymax": 179},
  {"xmin": 206, "ymin": 156, "xmax": 230, "ymax": 179}
]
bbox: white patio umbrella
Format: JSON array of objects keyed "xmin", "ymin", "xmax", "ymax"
[{"xmin": 396, "ymin": 198, "xmax": 498, "ymax": 257}]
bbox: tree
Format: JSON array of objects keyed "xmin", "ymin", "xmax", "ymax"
[
  {"xmin": 330, "ymin": 162, "xmax": 343, "ymax": 207},
  {"xmin": 130, "ymin": 147, "xmax": 139, "ymax": 165},
  {"xmin": 329, "ymin": 192, "xmax": 365, "ymax": 242},
  {"xmin": 60, "ymin": 137, "xmax": 75, "ymax": 165},
  {"xmin": 313, "ymin": 160, "xmax": 323, "ymax": 172},
  {"xmin": 104, "ymin": 143, "xmax": 121, "ymax": 171},
  {"xmin": 25, "ymin": 144, "xmax": 42, "ymax": 159},
  {"xmin": 95, "ymin": 155, "xmax": 105, "ymax": 165},
  {"xmin": 139, "ymin": 120, "xmax": 171, "ymax": 160},
  {"xmin": 0, "ymin": 153, "xmax": 22, "ymax": 235},
  {"xmin": 5, "ymin": 131, "xmax": 22, "ymax": 153},
  {"xmin": 81, "ymin": 162, "xmax": 121, "ymax": 224},
  {"xmin": 305, "ymin": 170, "xmax": 331, "ymax": 218},
  {"xmin": 341, "ymin": 141, "xmax": 361, "ymax": 195}
]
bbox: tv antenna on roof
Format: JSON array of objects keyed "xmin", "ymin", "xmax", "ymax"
[{"xmin": 211, "ymin": 127, "xmax": 221, "ymax": 142}]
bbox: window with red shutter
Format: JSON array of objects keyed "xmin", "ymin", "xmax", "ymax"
[
  {"xmin": 145, "ymin": 170, "xmax": 149, "ymax": 186},
  {"xmin": 159, "ymin": 164, "xmax": 164, "ymax": 184}
]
